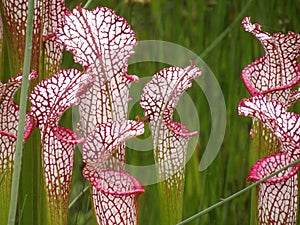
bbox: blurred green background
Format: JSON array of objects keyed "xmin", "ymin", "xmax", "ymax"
[
  {"xmin": 2, "ymin": 0, "xmax": 299, "ymax": 224},
  {"xmin": 66, "ymin": 0, "xmax": 300, "ymax": 225}
]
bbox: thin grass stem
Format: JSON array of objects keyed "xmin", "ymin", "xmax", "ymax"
[
  {"xmin": 83, "ymin": 0, "xmax": 95, "ymax": 8},
  {"xmin": 200, "ymin": 0, "xmax": 254, "ymax": 59},
  {"xmin": 7, "ymin": 0, "xmax": 35, "ymax": 224},
  {"xmin": 176, "ymin": 158, "xmax": 300, "ymax": 225},
  {"xmin": 68, "ymin": 185, "xmax": 90, "ymax": 209},
  {"xmin": 0, "ymin": 170, "xmax": 6, "ymax": 186},
  {"xmin": 18, "ymin": 194, "xmax": 28, "ymax": 223}
]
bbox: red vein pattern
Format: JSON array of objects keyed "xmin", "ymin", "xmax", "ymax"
[
  {"xmin": 0, "ymin": 73, "xmax": 36, "ymax": 172},
  {"xmin": 241, "ymin": 17, "xmax": 300, "ymax": 104},
  {"xmin": 56, "ymin": 6, "xmax": 138, "ymax": 137},
  {"xmin": 42, "ymin": 0, "xmax": 66, "ymax": 75},
  {"xmin": 239, "ymin": 95, "xmax": 300, "ymax": 159},
  {"xmin": 2, "ymin": 0, "xmax": 65, "ymax": 74},
  {"xmin": 82, "ymin": 120, "xmax": 144, "ymax": 164},
  {"xmin": 56, "ymin": 6, "xmax": 144, "ymax": 224},
  {"xmin": 140, "ymin": 63, "xmax": 200, "ymax": 187},
  {"xmin": 82, "ymin": 120, "xmax": 144, "ymax": 224},
  {"xmin": 30, "ymin": 69, "xmax": 93, "ymax": 130},
  {"xmin": 83, "ymin": 165, "xmax": 144, "ymax": 225},
  {"xmin": 238, "ymin": 95, "xmax": 300, "ymax": 224},
  {"xmin": 2, "ymin": 0, "xmax": 39, "ymax": 70},
  {"xmin": 248, "ymin": 153, "xmax": 299, "ymax": 225},
  {"xmin": 29, "ymin": 69, "xmax": 94, "ymax": 223}
]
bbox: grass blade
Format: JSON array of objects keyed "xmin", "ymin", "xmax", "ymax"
[
  {"xmin": 68, "ymin": 185, "xmax": 90, "ymax": 209},
  {"xmin": 7, "ymin": 0, "xmax": 35, "ymax": 224}
]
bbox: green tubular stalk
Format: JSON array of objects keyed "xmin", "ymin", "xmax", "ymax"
[
  {"xmin": 248, "ymin": 121, "xmax": 260, "ymax": 225},
  {"xmin": 0, "ymin": 3, "xmax": 17, "ymax": 77},
  {"xmin": 155, "ymin": 136, "xmax": 185, "ymax": 225},
  {"xmin": 19, "ymin": 129, "xmax": 46, "ymax": 225},
  {"xmin": 158, "ymin": 177, "xmax": 184, "ymax": 225},
  {"xmin": 0, "ymin": 4, "xmax": 17, "ymax": 225},
  {"xmin": 0, "ymin": 171, "xmax": 6, "ymax": 186},
  {"xmin": 160, "ymin": 139, "xmax": 185, "ymax": 224},
  {"xmin": 7, "ymin": 0, "xmax": 35, "ymax": 224},
  {"xmin": 249, "ymin": 120, "xmax": 280, "ymax": 225},
  {"xmin": 19, "ymin": 5, "xmax": 47, "ymax": 225},
  {"xmin": 0, "ymin": 170, "xmax": 11, "ymax": 225}
]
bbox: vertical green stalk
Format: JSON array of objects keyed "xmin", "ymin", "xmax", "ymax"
[
  {"xmin": 249, "ymin": 120, "xmax": 280, "ymax": 225},
  {"xmin": 0, "ymin": 5, "xmax": 14, "ymax": 225},
  {"xmin": 7, "ymin": 0, "xmax": 35, "ymax": 224},
  {"xmin": 1, "ymin": 170, "xmax": 12, "ymax": 224},
  {"xmin": 157, "ymin": 139, "xmax": 185, "ymax": 225},
  {"xmin": 0, "ymin": 4, "xmax": 17, "ymax": 77},
  {"xmin": 158, "ymin": 177, "xmax": 184, "ymax": 225},
  {"xmin": 19, "ymin": 3, "xmax": 45, "ymax": 222},
  {"xmin": 249, "ymin": 121, "xmax": 259, "ymax": 225}
]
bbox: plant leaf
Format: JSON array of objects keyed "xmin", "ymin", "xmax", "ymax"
[
  {"xmin": 241, "ymin": 17, "xmax": 300, "ymax": 104},
  {"xmin": 81, "ymin": 119, "xmax": 144, "ymax": 225},
  {"xmin": 2, "ymin": 0, "xmax": 36, "ymax": 70},
  {"xmin": 55, "ymin": 6, "xmax": 136, "ymax": 69},
  {"xmin": 83, "ymin": 165, "xmax": 144, "ymax": 225},
  {"xmin": 0, "ymin": 73, "xmax": 36, "ymax": 139},
  {"xmin": 0, "ymin": 73, "xmax": 36, "ymax": 171},
  {"xmin": 30, "ymin": 69, "xmax": 93, "ymax": 130},
  {"xmin": 82, "ymin": 120, "xmax": 144, "ymax": 164},
  {"xmin": 2, "ymin": 0, "xmax": 65, "ymax": 74},
  {"xmin": 247, "ymin": 152, "xmax": 299, "ymax": 224},
  {"xmin": 56, "ymin": 6, "xmax": 138, "ymax": 137},
  {"xmin": 42, "ymin": 0, "xmax": 66, "ymax": 75},
  {"xmin": 56, "ymin": 6, "xmax": 143, "ymax": 224},
  {"xmin": 140, "ymin": 63, "xmax": 200, "ymax": 223},
  {"xmin": 0, "ymin": 132, "xmax": 16, "ymax": 172},
  {"xmin": 238, "ymin": 95, "xmax": 300, "ymax": 159},
  {"xmin": 248, "ymin": 152, "xmax": 299, "ymax": 183},
  {"xmin": 239, "ymin": 95, "xmax": 300, "ymax": 225},
  {"xmin": 29, "ymin": 68, "xmax": 93, "ymax": 223},
  {"xmin": 140, "ymin": 63, "xmax": 200, "ymax": 184}
]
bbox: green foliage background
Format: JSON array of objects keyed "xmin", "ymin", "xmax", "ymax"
[{"xmin": 2, "ymin": 0, "xmax": 300, "ymax": 224}]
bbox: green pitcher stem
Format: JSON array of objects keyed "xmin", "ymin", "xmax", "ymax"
[
  {"xmin": 248, "ymin": 120, "xmax": 259, "ymax": 225},
  {"xmin": 19, "ymin": 130, "xmax": 46, "ymax": 225},
  {"xmin": 158, "ymin": 173, "xmax": 185, "ymax": 224},
  {"xmin": 249, "ymin": 120, "xmax": 280, "ymax": 225},
  {"xmin": 48, "ymin": 199, "xmax": 67, "ymax": 225},
  {"xmin": 0, "ymin": 170, "xmax": 12, "ymax": 225}
]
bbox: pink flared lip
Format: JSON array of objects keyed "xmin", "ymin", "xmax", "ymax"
[
  {"xmin": 0, "ymin": 113, "xmax": 35, "ymax": 142},
  {"xmin": 24, "ymin": 115, "xmax": 35, "ymax": 141},
  {"xmin": 165, "ymin": 120, "xmax": 198, "ymax": 138},
  {"xmin": 51, "ymin": 126, "xmax": 85, "ymax": 144},
  {"xmin": 88, "ymin": 169, "xmax": 145, "ymax": 196},
  {"xmin": 247, "ymin": 153, "xmax": 300, "ymax": 183},
  {"xmin": 241, "ymin": 61, "xmax": 300, "ymax": 96}
]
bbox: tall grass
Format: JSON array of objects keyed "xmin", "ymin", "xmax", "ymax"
[{"xmin": 1, "ymin": 0, "xmax": 299, "ymax": 224}]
